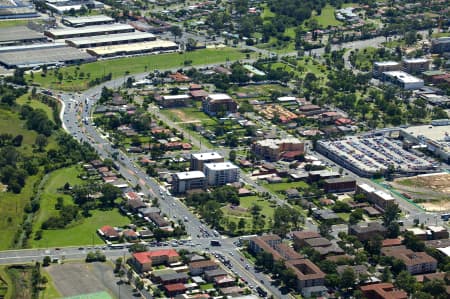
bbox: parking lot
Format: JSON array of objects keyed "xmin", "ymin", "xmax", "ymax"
[{"xmin": 318, "ymin": 135, "xmax": 437, "ymax": 176}]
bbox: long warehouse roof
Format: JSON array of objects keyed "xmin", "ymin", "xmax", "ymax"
[
  {"xmin": 0, "ymin": 46, "xmax": 92, "ymax": 67},
  {"xmin": 46, "ymin": 23, "xmax": 134, "ymax": 37},
  {"xmin": 66, "ymin": 31, "xmax": 155, "ymax": 46},
  {"xmin": 87, "ymin": 40, "xmax": 178, "ymax": 56},
  {"xmin": 0, "ymin": 26, "xmax": 44, "ymax": 43},
  {"xmin": 62, "ymin": 14, "xmax": 114, "ymax": 25}
]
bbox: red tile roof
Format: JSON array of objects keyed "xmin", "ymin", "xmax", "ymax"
[
  {"xmin": 100, "ymin": 225, "xmax": 119, "ymax": 237},
  {"xmin": 164, "ymin": 283, "xmax": 186, "ymax": 292},
  {"xmin": 133, "ymin": 249, "xmax": 179, "ymax": 264}
]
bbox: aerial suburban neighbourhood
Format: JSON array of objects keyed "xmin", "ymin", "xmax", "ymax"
[{"xmin": 0, "ymin": 0, "xmax": 449, "ymax": 298}]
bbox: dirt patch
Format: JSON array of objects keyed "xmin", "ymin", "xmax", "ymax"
[
  {"xmin": 395, "ymin": 173, "xmax": 450, "ymax": 194},
  {"xmin": 392, "ymin": 173, "xmax": 450, "ymax": 211},
  {"xmin": 223, "ymin": 204, "xmax": 249, "ymax": 216},
  {"xmin": 171, "ymin": 110, "xmax": 193, "ymax": 122}
]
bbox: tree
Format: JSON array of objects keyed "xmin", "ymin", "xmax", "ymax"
[
  {"xmin": 421, "ymin": 279, "xmax": 446, "ymax": 298},
  {"xmin": 114, "ymin": 257, "xmax": 123, "ymax": 273},
  {"xmin": 35, "ymin": 134, "xmax": 48, "ymax": 151},
  {"xmin": 381, "ymin": 267, "xmax": 392, "ymax": 282},
  {"xmin": 349, "ymin": 208, "xmax": 364, "ymax": 225},
  {"xmin": 394, "ymin": 271, "xmax": 417, "ymax": 294},
  {"xmin": 339, "ymin": 267, "xmax": 356, "ymax": 289},
  {"xmin": 366, "ymin": 234, "xmax": 383, "ymax": 255},
  {"xmin": 238, "ymin": 218, "xmax": 246, "ymax": 230},
  {"xmin": 383, "ymin": 203, "xmax": 400, "ymax": 226},
  {"xmin": 43, "ymin": 256, "xmax": 51, "ymax": 267},
  {"xmin": 319, "ymin": 222, "xmax": 331, "ymax": 237},
  {"xmin": 169, "ymin": 26, "xmax": 182, "ymax": 41},
  {"xmin": 229, "ymin": 150, "xmax": 237, "ymax": 162}
]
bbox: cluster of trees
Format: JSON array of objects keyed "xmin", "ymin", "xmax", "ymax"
[
  {"xmin": 86, "ymin": 251, "xmax": 106, "ymax": 262},
  {"xmin": 87, "ymin": 72, "xmax": 112, "ymax": 88},
  {"xmin": 41, "ymin": 204, "xmax": 80, "ymax": 230},
  {"xmin": 254, "ymin": 251, "xmax": 298, "ymax": 290},
  {"xmin": 31, "ymin": 262, "xmax": 48, "ymax": 299},
  {"xmin": 186, "ymin": 186, "xmax": 239, "ymax": 229},
  {"xmin": 20, "ymin": 105, "xmax": 55, "ymax": 137}
]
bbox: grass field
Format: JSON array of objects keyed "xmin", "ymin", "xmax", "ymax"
[
  {"xmin": 263, "ymin": 181, "xmax": 309, "ymax": 193},
  {"xmin": 16, "ymin": 93, "xmax": 55, "ymax": 123},
  {"xmin": 221, "ymin": 196, "xmax": 276, "ymax": 232},
  {"xmin": 31, "ymin": 166, "xmax": 129, "ymax": 248},
  {"xmin": 0, "ymin": 108, "xmax": 47, "ymax": 250},
  {"xmin": 27, "ymin": 48, "xmax": 249, "ymax": 91},
  {"xmin": 31, "ymin": 166, "xmax": 84, "ymax": 236},
  {"xmin": 32, "ymin": 208, "xmax": 129, "ymax": 248},
  {"xmin": 311, "ymin": 4, "xmax": 342, "ymax": 28}
]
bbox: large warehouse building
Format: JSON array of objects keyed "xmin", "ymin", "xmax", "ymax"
[
  {"xmin": 86, "ymin": 40, "xmax": 178, "ymax": 57},
  {"xmin": 0, "ymin": 0, "xmax": 38, "ymax": 19},
  {"xmin": 65, "ymin": 31, "xmax": 156, "ymax": 48},
  {"xmin": 45, "ymin": 23, "xmax": 134, "ymax": 39},
  {"xmin": 0, "ymin": 43, "xmax": 94, "ymax": 68},
  {"xmin": 62, "ymin": 14, "xmax": 114, "ymax": 27},
  {"xmin": 0, "ymin": 26, "xmax": 47, "ymax": 46}
]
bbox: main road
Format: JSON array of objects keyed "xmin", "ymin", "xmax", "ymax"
[{"xmin": 58, "ymin": 64, "xmax": 289, "ymax": 298}]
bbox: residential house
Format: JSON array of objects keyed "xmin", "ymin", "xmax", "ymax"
[
  {"xmin": 189, "ymin": 260, "xmax": 218, "ymax": 276},
  {"xmin": 97, "ymin": 225, "xmax": 119, "ymax": 241}
]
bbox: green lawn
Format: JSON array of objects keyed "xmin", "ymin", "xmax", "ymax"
[
  {"xmin": 32, "ymin": 208, "xmax": 129, "ymax": 248},
  {"xmin": 16, "ymin": 93, "xmax": 55, "ymax": 123},
  {"xmin": 337, "ymin": 212, "xmax": 350, "ymax": 222},
  {"xmin": 39, "ymin": 271, "xmax": 61, "ymax": 299},
  {"xmin": 27, "ymin": 48, "xmax": 249, "ymax": 91},
  {"xmin": 30, "ymin": 166, "xmax": 129, "ymax": 248},
  {"xmin": 311, "ymin": 4, "xmax": 342, "ymax": 28},
  {"xmin": 200, "ymin": 283, "xmax": 214, "ymax": 290},
  {"xmin": 263, "ymin": 181, "xmax": 309, "ymax": 193},
  {"xmin": 32, "ymin": 165, "xmax": 84, "ymax": 234}
]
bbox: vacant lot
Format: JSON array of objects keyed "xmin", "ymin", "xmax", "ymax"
[
  {"xmin": 45, "ymin": 262, "xmax": 134, "ymax": 299},
  {"xmin": 392, "ymin": 173, "xmax": 450, "ymax": 211}
]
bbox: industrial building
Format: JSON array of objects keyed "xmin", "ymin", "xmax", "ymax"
[
  {"xmin": 62, "ymin": 14, "xmax": 114, "ymax": 27},
  {"xmin": 86, "ymin": 40, "xmax": 178, "ymax": 58},
  {"xmin": 0, "ymin": 26, "xmax": 47, "ymax": 46},
  {"xmin": 190, "ymin": 152, "xmax": 224, "ymax": 171},
  {"xmin": 316, "ymin": 135, "xmax": 435, "ymax": 177},
  {"xmin": 400, "ymin": 124, "xmax": 450, "ymax": 163},
  {"xmin": 65, "ymin": 32, "xmax": 156, "ymax": 48},
  {"xmin": 372, "ymin": 61, "xmax": 400, "ymax": 78},
  {"xmin": 171, "ymin": 171, "xmax": 206, "ymax": 194},
  {"xmin": 45, "ymin": 23, "xmax": 134, "ymax": 39},
  {"xmin": 0, "ymin": 0, "xmax": 38, "ymax": 19},
  {"xmin": 381, "ymin": 71, "xmax": 424, "ymax": 90},
  {"xmin": 45, "ymin": 0, "xmax": 103, "ymax": 14},
  {"xmin": 0, "ymin": 43, "xmax": 94, "ymax": 68},
  {"xmin": 203, "ymin": 162, "xmax": 239, "ymax": 186}
]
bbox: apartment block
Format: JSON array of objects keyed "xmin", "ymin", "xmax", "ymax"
[
  {"xmin": 285, "ymin": 259, "xmax": 326, "ymax": 290},
  {"xmin": 381, "ymin": 246, "xmax": 437, "ymax": 275},
  {"xmin": 203, "ymin": 162, "xmax": 239, "ymax": 186},
  {"xmin": 171, "ymin": 171, "xmax": 206, "ymax": 194},
  {"xmin": 323, "ymin": 177, "xmax": 356, "ymax": 193},
  {"xmin": 349, "ymin": 222, "xmax": 387, "ymax": 241},
  {"xmin": 202, "ymin": 93, "xmax": 237, "ymax": 116},
  {"xmin": 190, "ymin": 152, "xmax": 224, "ymax": 171},
  {"xmin": 373, "ymin": 61, "xmax": 401, "ymax": 78},
  {"xmin": 402, "ymin": 58, "xmax": 430, "ymax": 74},
  {"xmin": 360, "ymin": 283, "xmax": 407, "ymax": 299},
  {"xmin": 356, "ymin": 183, "xmax": 394, "ymax": 211},
  {"xmin": 251, "ymin": 138, "xmax": 305, "ymax": 161}
]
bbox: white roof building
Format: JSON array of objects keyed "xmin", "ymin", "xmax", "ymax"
[{"xmin": 191, "ymin": 152, "xmax": 223, "ymax": 161}]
